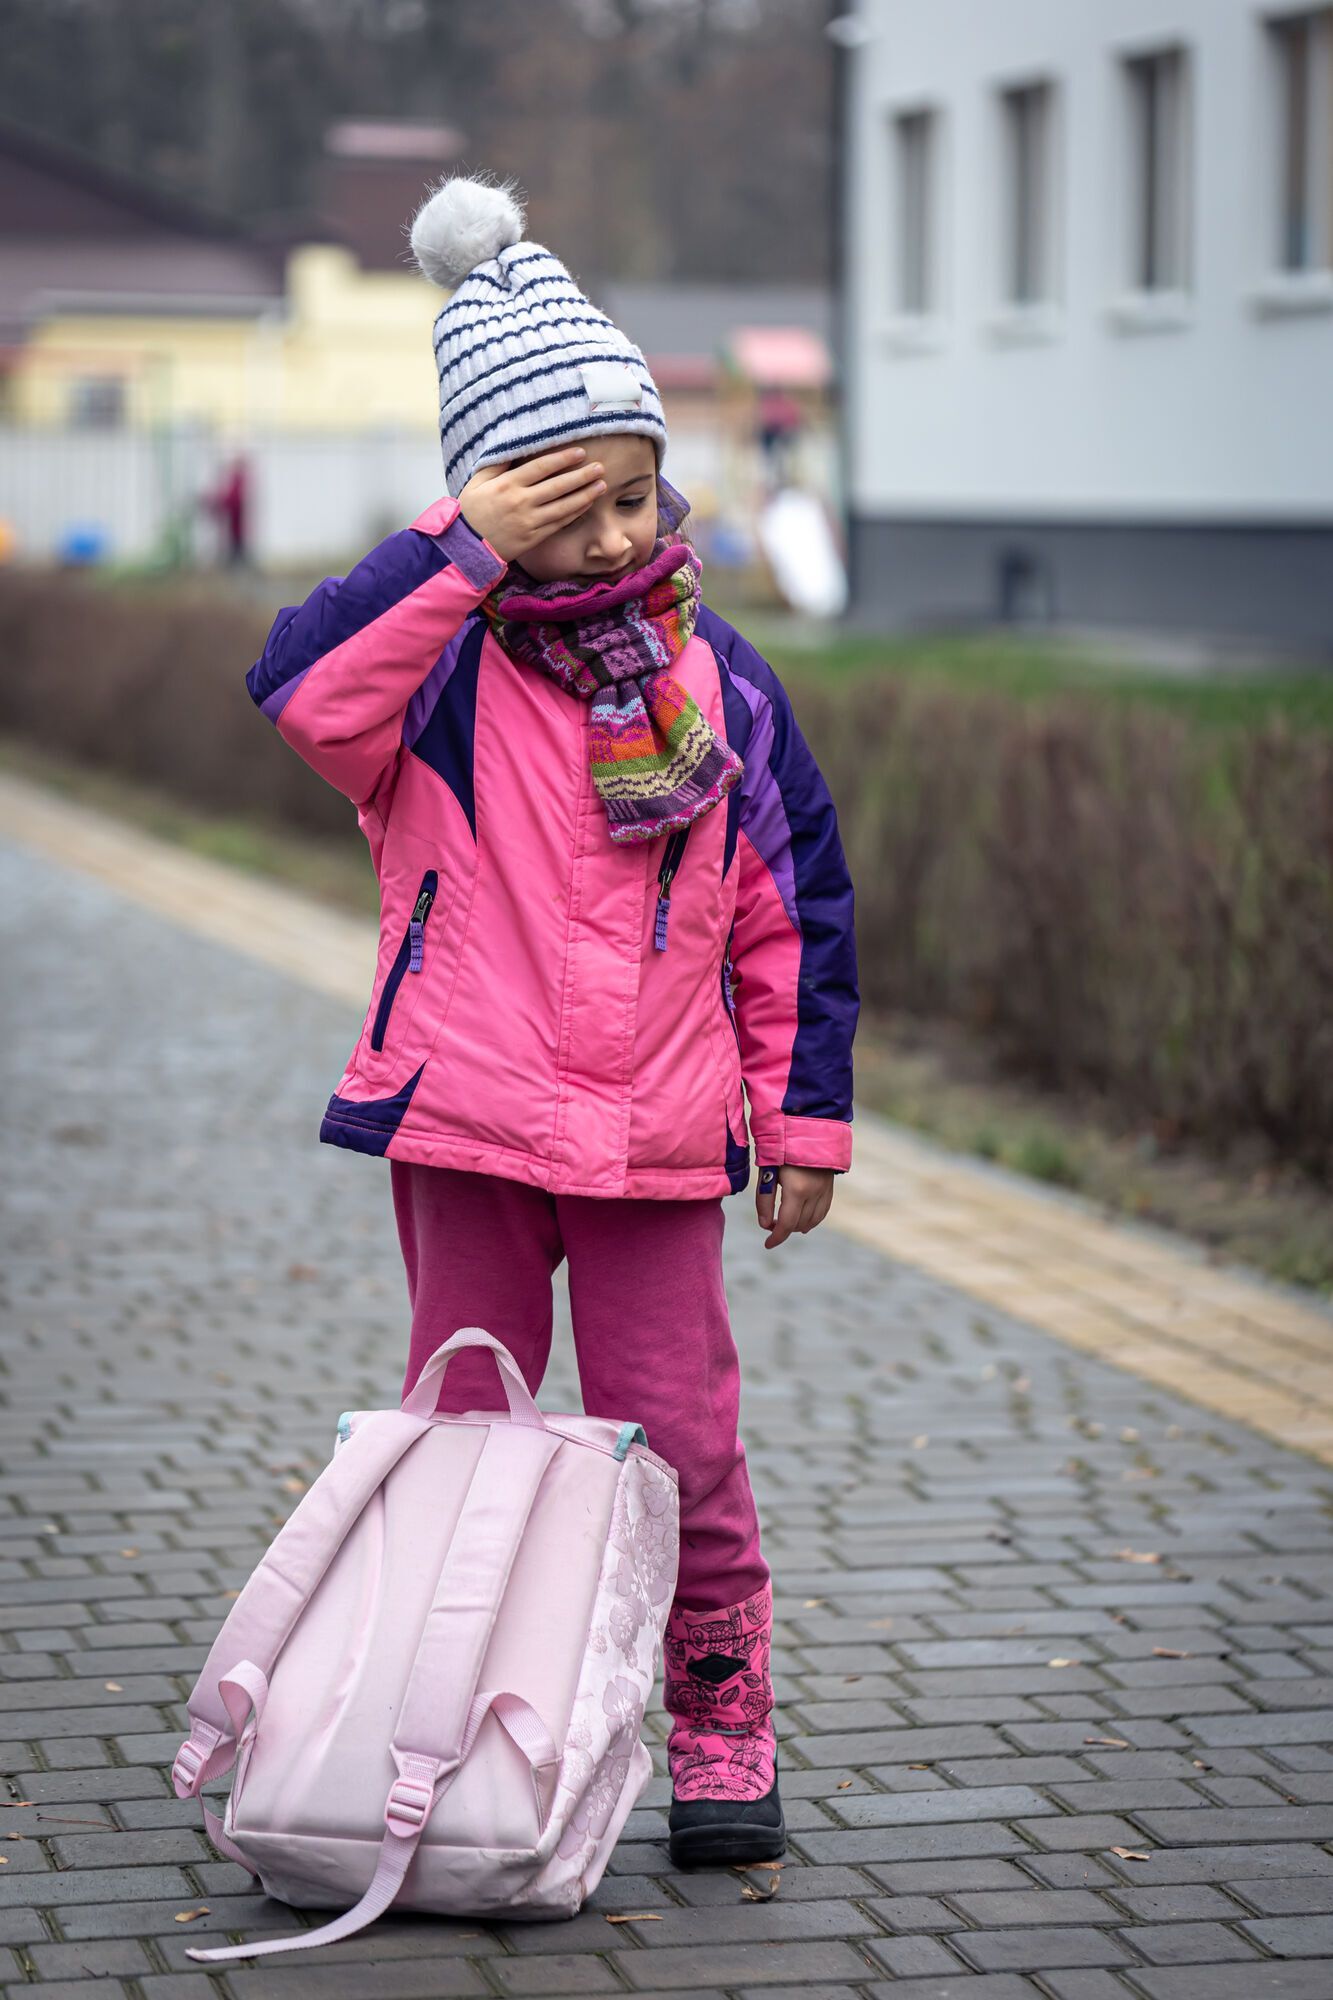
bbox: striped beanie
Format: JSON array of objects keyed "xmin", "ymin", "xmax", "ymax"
[{"xmin": 408, "ymin": 176, "xmax": 668, "ymax": 498}]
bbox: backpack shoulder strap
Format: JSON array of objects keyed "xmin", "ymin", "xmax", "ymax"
[{"xmin": 172, "ymin": 1409, "xmax": 428, "ymax": 1796}]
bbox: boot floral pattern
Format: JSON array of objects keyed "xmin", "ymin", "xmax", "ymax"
[{"xmin": 663, "ymin": 1584, "xmax": 776, "ymax": 1803}]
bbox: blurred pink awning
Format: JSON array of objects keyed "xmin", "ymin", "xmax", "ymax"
[{"xmin": 728, "ymin": 325, "xmax": 831, "ymax": 389}]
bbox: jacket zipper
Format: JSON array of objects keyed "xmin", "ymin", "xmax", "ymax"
[
  {"xmin": 653, "ymin": 826, "xmax": 691, "ymax": 952},
  {"xmin": 370, "ymin": 869, "xmax": 438, "ymax": 1051}
]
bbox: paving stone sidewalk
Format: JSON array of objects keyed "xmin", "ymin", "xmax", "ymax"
[{"xmin": 4, "ymin": 832, "xmax": 1333, "ymax": 2000}]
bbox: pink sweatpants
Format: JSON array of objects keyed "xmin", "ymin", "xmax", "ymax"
[{"xmin": 391, "ymin": 1162, "xmax": 768, "ymax": 1612}]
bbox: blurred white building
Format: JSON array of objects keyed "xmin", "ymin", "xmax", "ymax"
[{"xmin": 841, "ymin": 0, "xmax": 1333, "ymax": 646}]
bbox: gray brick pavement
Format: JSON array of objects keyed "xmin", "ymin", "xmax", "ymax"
[{"xmin": 4, "ymin": 836, "xmax": 1333, "ymax": 1995}]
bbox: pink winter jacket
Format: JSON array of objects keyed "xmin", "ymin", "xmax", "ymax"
[{"xmin": 247, "ymin": 495, "xmax": 859, "ymax": 1200}]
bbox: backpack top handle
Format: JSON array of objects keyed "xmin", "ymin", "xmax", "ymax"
[{"xmin": 401, "ymin": 1326, "xmax": 548, "ymax": 1430}]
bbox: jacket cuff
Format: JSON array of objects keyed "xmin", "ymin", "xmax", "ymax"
[
  {"xmin": 751, "ymin": 1115, "xmax": 853, "ymax": 1174},
  {"xmin": 409, "ymin": 496, "xmax": 507, "ymax": 592}
]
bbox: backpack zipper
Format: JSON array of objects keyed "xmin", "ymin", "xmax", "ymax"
[
  {"xmin": 653, "ymin": 826, "xmax": 691, "ymax": 951},
  {"xmin": 370, "ymin": 869, "xmax": 438, "ymax": 1051}
]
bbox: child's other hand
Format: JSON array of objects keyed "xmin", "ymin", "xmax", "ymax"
[
  {"xmin": 755, "ymin": 1164, "xmax": 834, "ymax": 1248},
  {"xmin": 459, "ymin": 447, "xmax": 606, "ymax": 562}
]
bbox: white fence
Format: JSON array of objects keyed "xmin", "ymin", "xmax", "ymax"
[
  {"xmin": 0, "ymin": 424, "xmax": 451, "ymax": 569},
  {"xmin": 0, "ymin": 420, "xmax": 839, "ymax": 574}
]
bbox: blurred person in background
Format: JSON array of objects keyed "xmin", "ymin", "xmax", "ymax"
[
  {"xmin": 243, "ymin": 177, "xmax": 858, "ymax": 1872},
  {"xmin": 200, "ymin": 453, "xmax": 251, "ymax": 568}
]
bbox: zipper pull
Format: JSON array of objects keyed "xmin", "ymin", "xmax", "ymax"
[
  {"xmin": 408, "ymin": 886, "xmax": 434, "ymax": 973},
  {"xmin": 653, "ymin": 830, "xmax": 688, "ymax": 953}
]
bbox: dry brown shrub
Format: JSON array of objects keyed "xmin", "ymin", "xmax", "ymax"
[
  {"xmin": 0, "ymin": 570, "xmax": 349, "ymax": 838},
  {"xmin": 800, "ymin": 671, "xmax": 1333, "ymax": 1181}
]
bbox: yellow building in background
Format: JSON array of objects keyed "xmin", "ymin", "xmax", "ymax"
[
  {"xmin": 12, "ymin": 242, "xmax": 442, "ymax": 438},
  {"xmin": 2, "ymin": 119, "xmax": 458, "ymax": 440}
]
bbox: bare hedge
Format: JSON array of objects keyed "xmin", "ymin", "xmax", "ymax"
[
  {"xmin": 0, "ymin": 571, "xmax": 350, "ymax": 840},
  {"xmin": 3, "ymin": 572, "xmax": 1331, "ymax": 1177},
  {"xmin": 804, "ymin": 674, "xmax": 1333, "ymax": 1179}
]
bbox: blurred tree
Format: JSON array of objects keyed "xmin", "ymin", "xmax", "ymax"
[{"xmin": 0, "ymin": 0, "xmax": 831, "ymax": 280}]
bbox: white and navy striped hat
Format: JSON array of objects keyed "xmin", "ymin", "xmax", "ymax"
[{"xmin": 408, "ymin": 176, "xmax": 668, "ymax": 498}]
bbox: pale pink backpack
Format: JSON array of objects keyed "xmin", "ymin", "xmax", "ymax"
[{"xmin": 171, "ymin": 1328, "xmax": 679, "ymax": 1963}]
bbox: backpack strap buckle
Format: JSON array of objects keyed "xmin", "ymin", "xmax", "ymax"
[
  {"xmin": 384, "ymin": 1756, "xmax": 439, "ymax": 1838},
  {"xmin": 171, "ymin": 1721, "xmax": 229, "ymax": 1799}
]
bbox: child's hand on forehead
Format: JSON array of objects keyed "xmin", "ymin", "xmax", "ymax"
[{"xmin": 459, "ymin": 447, "xmax": 605, "ymax": 562}]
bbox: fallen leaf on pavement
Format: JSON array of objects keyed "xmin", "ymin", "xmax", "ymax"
[
  {"xmin": 1112, "ymin": 1549, "xmax": 1161, "ymax": 1564},
  {"xmin": 118, "ymin": 1548, "xmax": 139, "ymax": 1558},
  {"xmin": 837, "ymin": 1779, "xmax": 854, "ymax": 1789},
  {"xmin": 604, "ymin": 1913, "xmax": 663, "ymax": 1924},
  {"xmin": 1111, "ymin": 1848, "xmax": 1152, "ymax": 1862},
  {"xmin": 174, "ymin": 1907, "xmax": 211, "ymax": 1923},
  {"xmin": 740, "ymin": 1877, "xmax": 780, "ymax": 1901},
  {"xmin": 104, "ymin": 1681, "xmax": 122, "ymax": 1692},
  {"xmin": 1152, "ymin": 1647, "xmax": 1191, "ymax": 1659},
  {"xmin": 1085, "ymin": 1736, "xmax": 1130, "ymax": 1749},
  {"xmin": 1048, "ymin": 1658, "xmax": 1080, "ymax": 1669},
  {"xmin": 803, "ymin": 1599, "xmax": 823, "ymax": 1609}
]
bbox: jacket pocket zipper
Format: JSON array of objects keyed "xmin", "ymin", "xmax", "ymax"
[
  {"xmin": 653, "ymin": 826, "xmax": 691, "ymax": 952},
  {"xmin": 722, "ymin": 922, "xmax": 740, "ymax": 1046},
  {"xmin": 370, "ymin": 870, "xmax": 438, "ymax": 1052},
  {"xmin": 721, "ymin": 922, "xmax": 745, "ymax": 1143}
]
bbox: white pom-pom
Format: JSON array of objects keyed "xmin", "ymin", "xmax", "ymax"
[{"xmin": 408, "ymin": 175, "xmax": 526, "ymax": 288}]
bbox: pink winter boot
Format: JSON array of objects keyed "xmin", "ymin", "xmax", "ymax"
[{"xmin": 662, "ymin": 1584, "xmax": 786, "ymax": 1867}]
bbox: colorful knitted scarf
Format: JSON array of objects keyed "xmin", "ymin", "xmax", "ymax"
[{"xmin": 485, "ymin": 537, "xmax": 743, "ymax": 844}]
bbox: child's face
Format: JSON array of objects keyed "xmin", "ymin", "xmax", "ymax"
[{"xmin": 519, "ymin": 433, "xmax": 659, "ymax": 584}]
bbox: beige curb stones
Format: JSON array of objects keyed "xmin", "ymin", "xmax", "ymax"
[{"xmin": 3, "ymin": 764, "xmax": 1331, "ymax": 1461}]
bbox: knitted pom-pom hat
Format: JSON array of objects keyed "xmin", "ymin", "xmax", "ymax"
[{"xmin": 409, "ymin": 175, "xmax": 668, "ymax": 497}]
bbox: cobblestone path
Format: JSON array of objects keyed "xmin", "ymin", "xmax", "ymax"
[{"xmin": 5, "ymin": 834, "xmax": 1333, "ymax": 2000}]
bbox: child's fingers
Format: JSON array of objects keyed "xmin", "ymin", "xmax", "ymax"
[
  {"xmin": 799, "ymin": 1183, "xmax": 833, "ymax": 1233},
  {"xmin": 530, "ymin": 463, "xmax": 606, "ymax": 510},
  {"xmin": 509, "ymin": 445, "xmax": 591, "ymax": 488},
  {"xmin": 762, "ymin": 1184, "xmax": 802, "ymax": 1248}
]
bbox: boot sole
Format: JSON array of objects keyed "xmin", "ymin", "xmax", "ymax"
[{"xmin": 667, "ymin": 1817, "xmax": 787, "ymax": 1869}]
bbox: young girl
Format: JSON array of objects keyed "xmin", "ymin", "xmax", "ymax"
[{"xmin": 245, "ymin": 178, "xmax": 858, "ymax": 1870}]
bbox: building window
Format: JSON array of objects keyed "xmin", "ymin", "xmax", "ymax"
[
  {"xmin": 1123, "ymin": 46, "xmax": 1190, "ymax": 292},
  {"xmin": 68, "ymin": 376, "xmax": 126, "ymax": 428},
  {"xmin": 1000, "ymin": 80, "xmax": 1056, "ymax": 305},
  {"xmin": 892, "ymin": 107, "xmax": 939, "ymax": 315},
  {"xmin": 1271, "ymin": 8, "xmax": 1333, "ymax": 272}
]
